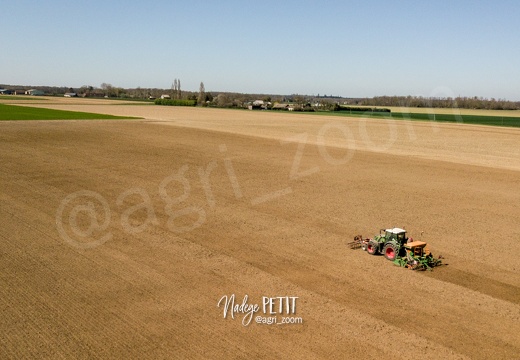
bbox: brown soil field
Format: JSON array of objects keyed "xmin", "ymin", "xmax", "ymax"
[{"xmin": 1, "ymin": 101, "xmax": 519, "ymax": 359}]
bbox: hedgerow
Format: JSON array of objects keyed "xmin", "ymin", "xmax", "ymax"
[{"xmin": 154, "ymin": 99, "xmax": 197, "ymax": 106}]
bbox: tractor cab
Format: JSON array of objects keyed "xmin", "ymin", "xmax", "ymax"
[{"xmin": 381, "ymin": 228, "xmax": 408, "ymax": 244}]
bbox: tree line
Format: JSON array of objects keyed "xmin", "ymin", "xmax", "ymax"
[{"xmin": 358, "ymin": 95, "xmax": 520, "ymax": 110}]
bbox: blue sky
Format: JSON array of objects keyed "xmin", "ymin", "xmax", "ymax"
[{"xmin": 2, "ymin": 0, "xmax": 519, "ymax": 100}]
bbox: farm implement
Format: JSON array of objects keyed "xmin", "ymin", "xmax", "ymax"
[{"xmin": 348, "ymin": 228, "xmax": 443, "ymax": 271}]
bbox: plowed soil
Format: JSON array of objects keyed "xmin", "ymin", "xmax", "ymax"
[{"xmin": 1, "ymin": 99, "xmax": 519, "ymax": 359}]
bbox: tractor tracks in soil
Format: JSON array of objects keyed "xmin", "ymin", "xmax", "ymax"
[{"xmin": 427, "ymin": 266, "xmax": 520, "ymax": 305}]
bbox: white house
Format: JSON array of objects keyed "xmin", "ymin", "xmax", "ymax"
[{"xmin": 25, "ymin": 89, "xmax": 45, "ymax": 96}]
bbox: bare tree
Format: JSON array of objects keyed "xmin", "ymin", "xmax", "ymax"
[
  {"xmin": 216, "ymin": 93, "xmax": 232, "ymax": 108},
  {"xmin": 170, "ymin": 78, "xmax": 183, "ymax": 99},
  {"xmin": 198, "ymin": 82, "xmax": 206, "ymax": 105},
  {"xmin": 100, "ymin": 83, "xmax": 113, "ymax": 97},
  {"xmin": 171, "ymin": 79, "xmax": 177, "ymax": 98}
]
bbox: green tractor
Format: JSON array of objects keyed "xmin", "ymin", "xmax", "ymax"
[
  {"xmin": 349, "ymin": 228, "xmax": 443, "ymax": 271},
  {"xmin": 365, "ymin": 228, "xmax": 407, "ymax": 260}
]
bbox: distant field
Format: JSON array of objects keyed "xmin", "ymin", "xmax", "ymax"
[
  {"xmin": 384, "ymin": 106, "xmax": 520, "ymax": 117},
  {"xmin": 0, "ymin": 104, "xmax": 140, "ymax": 120},
  {"xmin": 321, "ymin": 107, "xmax": 520, "ymax": 128},
  {"xmin": 0, "ymin": 95, "xmax": 48, "ymax": 101},
  {"xmin": 389, "ymin": 111, "xmax": 520, "ymax": 127},
  {"xmin": 333, "ymin": 105, "xmax": 520, "ymax": 117}
]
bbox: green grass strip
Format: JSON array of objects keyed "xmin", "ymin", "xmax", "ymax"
[
  {"xmin": 0, "ymin": 95, "xmax": 47, "ymax": 101},
  {"xmin": 0, "ymin": 104, "xmax": 140, "ymax": 120},
  {"xmin": 309, "ymin": 109, "xmax": 520, "ymax": 128},
  {"xmin": 390, "ymin": 112, "xmax": 520, "ymax": 127}
]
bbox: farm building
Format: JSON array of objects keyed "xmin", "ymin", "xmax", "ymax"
[
  {"xmin": 160, "ymin": 94, "xmax": 171, "ymax": 99},
  {"xmin": 25, "ymin": 89, "xmax": 45, "ymax": 96},
  {"xmin": 0, "ymin": 89, "xmax": 13, "ymax": 95},
  {"xmin": 64, "ymin": 92, "xmax": 78, "ymax": 97},
  {"xmin": 248, "ymin": 100, "xmax": 271, "ymax": 110},
  {"xmin": 272, "ymin": 103, "xmax": 292, "ymax": 111}
]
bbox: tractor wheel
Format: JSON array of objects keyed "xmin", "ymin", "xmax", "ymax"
[
  {"xmin": 366, "ymin": 241, "xmax": 379, "ymax": 255},
  {"xmin": 383, "ymin": 243, "xmax": 398, "ymax": 261}
]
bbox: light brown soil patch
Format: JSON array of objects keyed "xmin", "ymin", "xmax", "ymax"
[{"xmin": 1, "ymin": 104, "xmax": 519, "ymax": 358}]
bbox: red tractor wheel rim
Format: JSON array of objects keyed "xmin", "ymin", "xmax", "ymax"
[
  {"xmin": 368, "ymin": 244, "xmax": 373, "ymax": 252},
  {"xmin": 386, "ymin": 247, "xmax": 395, "ymax": 259}
]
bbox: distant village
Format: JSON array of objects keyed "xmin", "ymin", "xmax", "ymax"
[{"xmin": 0, "ymin": 84, "xmax": 354, "ymax": 111}]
